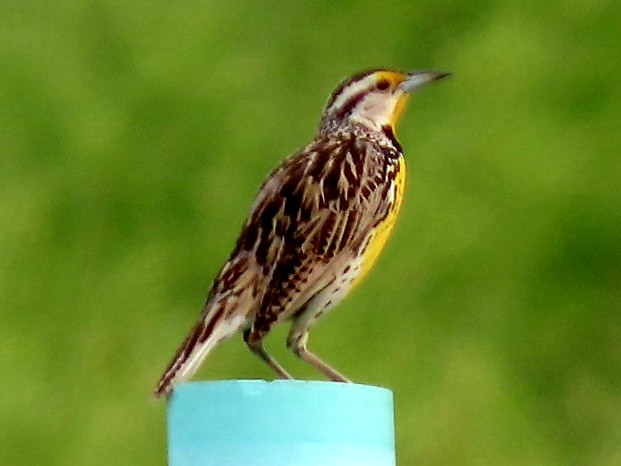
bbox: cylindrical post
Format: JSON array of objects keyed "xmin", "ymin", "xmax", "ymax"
[{"xmin": 168, "ymin": 380, "xmax": 395, "ymax": 466}]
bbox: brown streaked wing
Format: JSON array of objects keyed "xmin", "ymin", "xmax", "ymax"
[{"xmin": 235, "ymin": 134, "xmax": 397, "ymax": 329}]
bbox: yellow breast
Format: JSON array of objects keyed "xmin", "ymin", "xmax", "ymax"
[{"xmin": 353, "ymin": 155, "xmax": 406, "ymax": 287}]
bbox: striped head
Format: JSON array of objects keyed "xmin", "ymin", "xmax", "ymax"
[{"xmin": 319, "ymin": 69, "xmax": 450, "ymax": 134}]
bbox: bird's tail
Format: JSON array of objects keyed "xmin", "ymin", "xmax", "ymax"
[{"xmin": 154, "ymin": 297, "xmax": 250, "ymax": 398}]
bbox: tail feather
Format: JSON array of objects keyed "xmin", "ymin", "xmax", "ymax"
[
  {"xmin": 155, "ymin": 254, "xmax": 260, "ymax": 398},
  {"xmin": 154, "ymin": 302, "xmax": 248, "ymax": 398}
]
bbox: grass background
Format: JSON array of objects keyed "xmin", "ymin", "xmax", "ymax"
[{"xmin": 1, "ymin": 0, "xmax": 620, "ymax": 464}]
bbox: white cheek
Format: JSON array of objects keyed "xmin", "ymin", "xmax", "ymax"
[{"xmin": 357, "ymin": 95, "xmax": 398, "ymax": 127}]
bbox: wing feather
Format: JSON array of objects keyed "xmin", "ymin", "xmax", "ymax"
[{"xmin": 234, "ymin": 133, "xmax": 398, "ymax": 327}]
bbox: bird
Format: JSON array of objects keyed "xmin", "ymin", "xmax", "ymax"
[{"xmin": 155, "ymin": 68, "xmax": 450, "ymax": 398}]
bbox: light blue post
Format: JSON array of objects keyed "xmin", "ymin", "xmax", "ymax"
[{"xmin": 168, "ymin": 380, "xmax": 396, "ymax": 466}]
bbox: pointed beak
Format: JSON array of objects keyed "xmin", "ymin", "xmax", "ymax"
[{"xmin": 398, "ymin": 71, "xmax": 452, "ymax": 93}]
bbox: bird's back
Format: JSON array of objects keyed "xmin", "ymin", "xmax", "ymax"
[{"xmin": 239, "ymin": 125, "xmax": 405, "ymax": 332}]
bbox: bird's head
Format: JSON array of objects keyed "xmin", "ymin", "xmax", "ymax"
[{"xmin": 319, "ymin": 69, "xmax": 450, "ymax": 134}]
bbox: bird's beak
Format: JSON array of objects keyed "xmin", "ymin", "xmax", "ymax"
[{"xmin": 399, "ymin": 71, "xmax": 451, "ymax": 93}]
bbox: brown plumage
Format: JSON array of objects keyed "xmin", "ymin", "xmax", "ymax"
[{"xmin": 155, "ymin": 69, "xmax": 449, "ymax": 397}]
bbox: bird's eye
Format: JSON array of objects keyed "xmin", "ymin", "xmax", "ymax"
[{"xmin": 376, "ymin": 79, "xmax": 390, "ymax": 91}]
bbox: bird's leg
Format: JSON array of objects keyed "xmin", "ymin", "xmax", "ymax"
[
  {"xmin": 287, "ymin": 330, "xmax": 351, "ymax": 383},
  {"xmin": 243, "ymin": 327, "xmax": 293, "ymax": 379}
]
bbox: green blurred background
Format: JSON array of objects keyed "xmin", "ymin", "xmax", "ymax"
[{"xmin": 1, "ymin": 0, "xmax": 620, "ymax": 464}]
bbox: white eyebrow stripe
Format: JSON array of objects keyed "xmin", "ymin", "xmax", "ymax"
[{"xmin": 326, "ymin": 74, "xmax": 377, "ymax": 115}]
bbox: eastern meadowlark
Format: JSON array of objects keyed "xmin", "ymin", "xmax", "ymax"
[{"xmin": 155, "ymin": 69, "xmax": 449, "ymax": 397}]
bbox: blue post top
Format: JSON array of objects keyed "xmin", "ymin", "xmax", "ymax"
[{"xmin": 168, "ymin": 380, "xmax": 395, "ymax": 466}]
